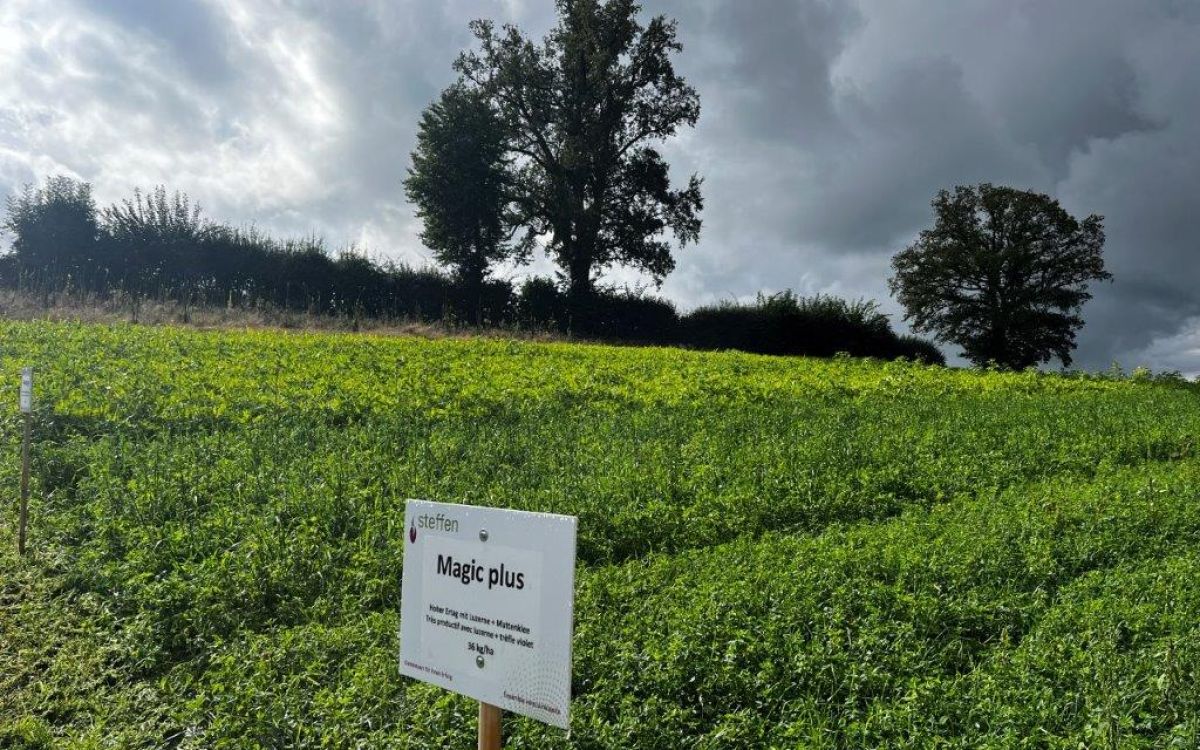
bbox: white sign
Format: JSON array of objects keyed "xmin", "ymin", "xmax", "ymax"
[
  {"xmin": 399, "ymin": 500, "xmax": 577, "ymax": 729},
  {"xmin": 19, "ymin": 367, "xmax": 32, "ymax": 413}
]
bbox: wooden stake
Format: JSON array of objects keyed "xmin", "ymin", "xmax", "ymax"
[
  {"xmin": 18, "ymin": 410, "xmax": 30, "ymax": 556},
  {"xmin": 478, "ymin": 702, "xmax": 501, "ymax": 750}
]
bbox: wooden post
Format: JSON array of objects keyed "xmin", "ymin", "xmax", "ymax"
[
  {"xmin": 478, "ymin": 702, "xmax": 501, "ymax": 750},
  {"xmin": 18, "ymin": 410, "xmax": 30, "ymax": 556}
]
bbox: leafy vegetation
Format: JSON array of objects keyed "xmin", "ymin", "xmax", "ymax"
[
  {"xmin": 1, "ymin": 321, "xmax": 1196, "ymax": 747},
  {"xmin": 679, "ymin": 291, "xmax": 944, "ymax": 362},
  {"xmin": 890, "ymin": 183, "xmax": 1111, "ymax": 369},
  {"xmin": 405, "ymin": 84, "xmax": 520, "ymax": 323}
]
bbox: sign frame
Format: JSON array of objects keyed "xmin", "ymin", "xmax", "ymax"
[{"xmin": 399, "ymin": 499, "xmax": 578, "ymax": 731}]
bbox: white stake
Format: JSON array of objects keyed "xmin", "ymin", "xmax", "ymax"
[{"xmin": 18, "ymin": 367, "xmax": 31, "ymax": 556}]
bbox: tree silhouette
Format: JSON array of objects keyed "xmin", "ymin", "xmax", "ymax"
[
  {"xmin": 890, "ymin": 183, "xmax": 1110, "ymax": 369},
  {"xmin": 102, "ymin": 186, "xmax": 206, "ymax": 292},
  {"xmin": 405, "ymin": 85, "xmax": 520, "ymax": 321},
  {"xmin": 3, "ymin": 176, "xmax": 100, "ymax": 287},
  {"xmin": 453, "ymin": 0, "xmax": 703, "ymax": 309}
]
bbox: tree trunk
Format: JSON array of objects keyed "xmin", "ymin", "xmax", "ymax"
[
  {"xmin": 566, "ymin": 246, "xmax": 593, "ymax": 330},
  {"xmin": 462, "ymin": 266, "xmax": 485, "ymax": 326}
]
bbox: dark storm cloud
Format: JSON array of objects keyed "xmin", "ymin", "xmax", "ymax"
[
  {"xmin": 979, "ymin": 2, "xmax": 1162, "ymax": 177},
  {"xmin": 799, "ymin": 57, "xmax": 1044, "ymax": 251},
  {"xmin": 702, "ymin": 0, "xmax": 859, "ymax": 141},
  {"xmin": 1, "ymin": 0, "xmax": 1197, "ymax": 371}
]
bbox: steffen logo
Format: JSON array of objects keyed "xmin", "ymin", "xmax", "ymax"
[
  {"xmin": 417, "ymin": 512, "xmax": 460, "ymax": 534},
  {"xmin": 409, "ymin": 523, "xmax": 417, "ymax": 544}
]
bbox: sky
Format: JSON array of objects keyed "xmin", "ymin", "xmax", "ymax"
[{"xmin": 0, "ymin": 0, "xmax": 1197, "ymax": 372}]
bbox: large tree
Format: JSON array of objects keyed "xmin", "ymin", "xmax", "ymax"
[
  {"xmin": 889, "ymin": 183, "xmax": 1110, "ymax": 369},
  {"xmin": 404, "ymin": 85, "xmax": 519, "ymax": 320},
  {"xmin": 453, "ymin": 0, "xmax": 702, "ymax": 306}
]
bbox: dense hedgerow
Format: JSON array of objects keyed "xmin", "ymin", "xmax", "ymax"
[
  {"xmin": 2, "ymin": 178, "xmax": 942, "ymax": 359},
  {"xmin": 0, "ymin": 321, "xmax": 1197, "ymax": 747}
]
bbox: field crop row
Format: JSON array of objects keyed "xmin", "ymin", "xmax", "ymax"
[
  {"xmin": 140, "ymin": 460, "xmax": 1197, "ymax": 747},
  {"xmin": 0, "ymin": 322, "xmax": 1157, "ymax": 426}
]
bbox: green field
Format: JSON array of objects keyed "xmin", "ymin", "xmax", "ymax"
[{"xmin": 1, "ymin": 321, "xmax": 1197, "ymax": 748}]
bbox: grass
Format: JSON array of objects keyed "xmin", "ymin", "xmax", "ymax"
[
  {"xmin": 0, "ymin": 287, "xmax": 563, "ymax": 341},
  {"xmin": 0, "ymin": 320, "xmax": 1197, "ymax": 748}
]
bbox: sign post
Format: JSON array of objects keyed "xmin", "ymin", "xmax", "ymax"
[
  {"xmin": 399, "ymin": 500, "xmax": 578, "ymax": 748},
  {"xmin": 17, "ymin": 367, "xmax": 32, "ymax": 556},
  {"xmin": 478, "ymin": 702, "xmax": 502, "ymax": 750}
]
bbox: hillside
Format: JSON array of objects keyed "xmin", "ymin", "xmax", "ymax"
[{"xmin": 1, "ymin": 322, "xmax": 1197, "ymax": 747}]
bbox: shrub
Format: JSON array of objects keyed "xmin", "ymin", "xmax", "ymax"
[
  {"xmin": 890, "ymin": 334, "xmax": 947, "ymax": 365},
  {"xmin": 678, "ymin": 291, "xmax": 942, "ymax": 362},
  {"xmin": 572, "ymin": 289, "xmax": 679, "ymax": 343},
  {"xmin": 516, "ymin": 276, "xmax": 565, "ymax": 330}
]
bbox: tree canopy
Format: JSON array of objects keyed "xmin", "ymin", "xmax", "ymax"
[
  {"xmin": 404, "ymin": 85, "xmax": 520, "ymax": 320},
  {"xmin": 3, "ymin": 176, "xmax": 99, "ymax": 286},
  {"xmin": 889, "ymin": 183, "xmax": 1110, "ymax": 369},
  {"xmin": 450, "ymin": 0, "xmax": 703, "ymax": 304}
]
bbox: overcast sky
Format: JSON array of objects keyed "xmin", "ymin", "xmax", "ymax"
[{"xmin": 1, "ymin": 0, "xmax": 1197, "ymax": 371}]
